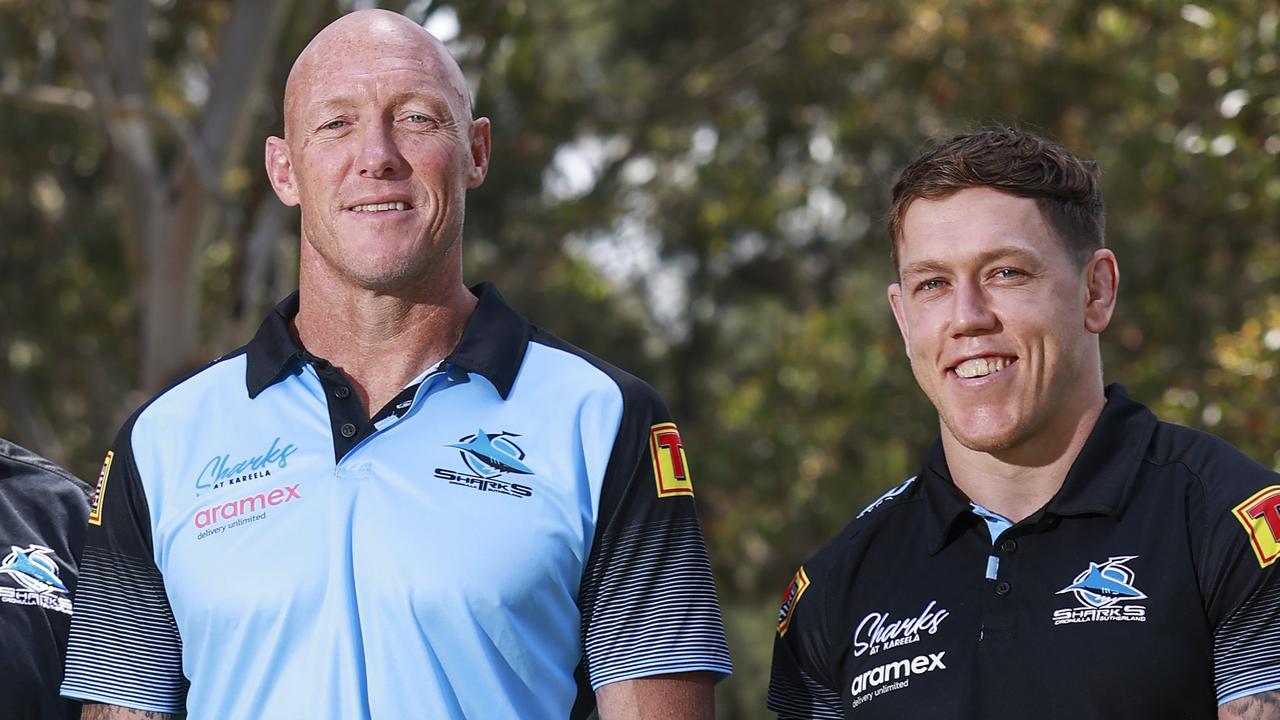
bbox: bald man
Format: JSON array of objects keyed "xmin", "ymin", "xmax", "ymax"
[{"xmin": 61, "ymin": 10, "xmax": 730, "ymax": 720}]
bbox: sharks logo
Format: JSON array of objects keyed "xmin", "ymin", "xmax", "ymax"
[
  {"xmin": 1, "ymin": 545, "xmax": 67, "ymax": 593},
  {"xmin": 450, "ymin": 430, "xmax": 534, "ymax": 478},
  {"xmin": 434, "ymin": 429, "xmax": 537, "ymax": 499},
  {"xmin": 1052, "ymin": 555, "xmax": 1148, "ymax": 625},
  {"xmin": 0, "ymin": 544, "xmax": 72, "ymax": 615},
  {"xmin": 1058, "ymin": 556, "xmax": 1147, "ymax": 608}
]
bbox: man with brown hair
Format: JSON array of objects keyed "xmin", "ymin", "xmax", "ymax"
[{"xmin": 768, "ymin": 127, "xmax": 1280, "ymax": 718}]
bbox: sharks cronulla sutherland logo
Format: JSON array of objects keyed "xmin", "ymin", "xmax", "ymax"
[
  {"xmin": 0, "ymin": 544, "xmax": 72, "ymax": 615},
  {"xmin": 1, "ymin": 545, "xmax": 67, "ymax": 593},
  {"xmin": 450, "ymin": 430, "xmax": 534, "ymax": 478},
  {"xmin": 1052, "ymin": 555, "xmax": 1148, "ymax": 625},
  {"xmin": 434, "ymin": 429, "xmax": 537, "ymax": 499}
]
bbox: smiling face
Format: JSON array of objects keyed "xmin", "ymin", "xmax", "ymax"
[
  {"xmin": 265, "ymin": 10, "xmax": 490, "ymax": 294},
  {"xmin": 888, "ymin": 187, "xmax": 1118, "ymax": 459}
]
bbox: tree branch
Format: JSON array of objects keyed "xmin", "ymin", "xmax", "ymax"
[
  {"xmin": 198, "ymin": 0, "xmax": 292, "ymax": 170},
  {"xmin": 0, "ymin": 84, "xmax": 94, "ymax": 113},
  {"xmin": 53, "ymin": 0, "xmax": 162, "ymax": 266},
  {"xmin": 107, "ymin": 0, "xmax": 152, "ymax": 99}
]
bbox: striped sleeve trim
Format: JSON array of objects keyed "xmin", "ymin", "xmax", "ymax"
[
  {"xmin": 61, "ymin": 546, "xmax": 187, "ymax": 712},
  {"xmin": 1214, "ymin": 574, "xmax": 1280, "ymax": 704},
  {"xmin": 768, "ymin": 664, "xmax": 845, "ymax": 719},
  {"xmin": 581, "ymin": 518, "xmax": 732, "ymax": 688}
]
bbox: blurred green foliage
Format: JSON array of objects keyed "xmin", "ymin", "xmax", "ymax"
[{"xmin": 1, "ymin": 0, "xmax": 1278, "ymax": 716}]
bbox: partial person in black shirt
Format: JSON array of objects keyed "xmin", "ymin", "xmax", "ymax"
[
  {"xmin": 768, "ymin": 127, "xmax": 1280, "ymax": 719},
  {"xmin": 0, "ymin": 437, "xmax": 91, "ymax": 719}
]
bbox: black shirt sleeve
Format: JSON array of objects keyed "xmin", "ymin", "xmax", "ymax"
[
  {"xmin": 577, "ymin": 378, "xmax": 732, "ymax": 690},
  {"xmin": 1183, "ymin": 431, "xmax": 1280, "ymax": 705},
  {"xmin": 60, "ymin": 417, "xmax": 188, "ymax": 712},
  {"xmin": 768, "ymin": 564, "xmax": 844, "ymax": 719}
]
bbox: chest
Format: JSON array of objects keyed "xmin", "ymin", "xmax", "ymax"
[
  {"xmin": 832, "ymin": 516, "xmax": 1216, "ymax": 719},
  {"xmin": 139, "ymin": 376, "xmax": 601, "ymax": 631}
]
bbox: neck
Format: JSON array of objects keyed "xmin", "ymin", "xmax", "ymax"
[
  {"xmin": 293, "ymin": 268, "xmax": 477, "ymax": 419},
  {"xmin": 943, "ymin": 386, "xmax": 1107, "ymax": 523}
]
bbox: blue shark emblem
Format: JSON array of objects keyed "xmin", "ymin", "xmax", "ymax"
[
  {"xmin": 450, "ymin": 430, "xmax": 534, "ymax": 477},
  {"xmin": 1057, "ymin": 555, "xmax": 1146, "ymax": 609},
  {"xmin": 0, "ymin": 545, "xmax": 68, "ymax": 594}
]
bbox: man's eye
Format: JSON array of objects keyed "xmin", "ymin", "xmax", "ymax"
[
  {"xmin": 405, "ymin": 114, "xmax": 431, "ymax": 123},
  {"xmin": 992, "ymin": 268, "xmax": 1023, "ymax": 279},
  {"xmin": 322, "ymin": 119, "xmax": 347, "ymax": 131},
  {"xmin": 919, "ymin": 278, "xmax": 946, "ymax": 292}
]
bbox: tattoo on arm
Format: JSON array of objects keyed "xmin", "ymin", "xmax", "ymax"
[
  {"xmin": 1220, "ymin": 690, "xmax": 1280, "ymax": 720},
  {"xmin": 81, "ymin": 703, "xmax": 184, "ymax": 720}
]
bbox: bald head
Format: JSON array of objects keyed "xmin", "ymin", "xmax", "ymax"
[{"xmin": 283, "ymin": 9, "xmax": 472, "ymax": 140}]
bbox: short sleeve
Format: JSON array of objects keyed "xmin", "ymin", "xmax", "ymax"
[
  {"xmin": 1194, "ymin": 446, "xmax": 1280, "ymax": 705},
  {"xmin": 577, "ymin": 381, "xmax": 732, "ymax": 689},
  {"xmin": 768, "ymin": 565, "xmax": 844, "ymax": 719},
  {"xmin": 60, "ymin": 417, "xmax": 188, "ymax": 712}
]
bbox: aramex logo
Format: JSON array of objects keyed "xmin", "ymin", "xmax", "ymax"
[
  {"xmin": 851, "ymin": 651, "xmax": 947, "ymax": 695},
  {"xmin": 193, "ymin": 484, "xmax": 301, "ymax": 528}
]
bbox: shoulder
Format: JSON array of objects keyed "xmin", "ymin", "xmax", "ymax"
[
  {"xmin": 802, "ymin": 475, "xmax": 925, "ymax": 585},
  {"xmin": 525, "ymin": 326, "xmax": 668, "ymax": 416},
  {"xmin": 125, "ymin": 349, "xmax": 251, "ymax": 442},
  {"xmin": 775, "ymin": 476, "xmax": 924, "ymax": 654},
  {"xmin": 1144, "ymin": 419, "xmax": 1278, "ymax": 505},
  {"xmin": 0, "ymin": 438, "xmax": 90, "ymax": 504}
]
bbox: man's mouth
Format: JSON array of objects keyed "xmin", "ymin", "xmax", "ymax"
[
  {"xmin": 953, "ymin": 356, "xmax": 1015, "ymax": 379},
  {"xmin": 349, "ymin": 201, "xmax": 410, "ymax": 212}
]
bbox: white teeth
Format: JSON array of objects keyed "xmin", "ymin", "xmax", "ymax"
[
  {"xmin": 955, "ymin": 357, "xmax": 1008, "ymax": 379},
  {"xmin": 350, "ymin": 201, "xmax": 409, "ymax": 212}
]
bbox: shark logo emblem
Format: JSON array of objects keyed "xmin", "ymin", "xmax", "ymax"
[
  {"xmin": 1058, "ymin": 555, "xmax": 1146, "ymax": 608},
  {"xmin": 0, "ymin": 545, "xmax": 68, "ymax": 594},
  {"xmin": 1052, "ymin": 555, "xmax": 1148, "ymax": 625},
  {"xmin": 450, "ymin": 430, "xmax": 534, "ymax": 478}
]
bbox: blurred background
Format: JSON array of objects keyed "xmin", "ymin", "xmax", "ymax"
[{"xmin": 2, "ymin": 0, "xmax": 1278, "ymax": 715}]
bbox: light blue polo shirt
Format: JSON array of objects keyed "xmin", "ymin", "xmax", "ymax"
[{"xmin": 62, "ymin": 284, "xmax": 731, "ymax": 719}]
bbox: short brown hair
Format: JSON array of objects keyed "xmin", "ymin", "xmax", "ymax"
[{"xmin": 888, "ymin": 127, "xmax": 1105, "ymax": 271}]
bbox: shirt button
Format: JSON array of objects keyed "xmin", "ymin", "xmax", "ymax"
[
  {"xmin": 334, "ymin": 386, "xmax": 350, "ymax": 399},
  {"xmin": 340, "ymin": 423, "xmax": 357, "ymax": 438},
  {"xmin": 995, "ymin": 581, "xmax": 1012, "ymax": 596},
  {"xmin": 1000, "ymin": 538, "xmax": 1018, "ymax": 553}
]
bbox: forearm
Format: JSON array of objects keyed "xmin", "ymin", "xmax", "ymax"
[
  {"xmin": 1220, "ymin": 691, "xmax": 1280, "ymax": 719},
  {"xmin": 82, "ymin": 703, "xmax": 184, "ymax": 720},
  {"xmin": 595, "ymin": 672, "xmax": 716, "ymax": 720}
]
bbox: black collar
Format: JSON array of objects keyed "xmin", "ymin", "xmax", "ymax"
[
  {"xmin": 920, "ymin": 384, "xmax": 1158, "ymax": 554},
  {"xmin": 244, "ymin": 282, "xmax": 531, "ymax": 400}
]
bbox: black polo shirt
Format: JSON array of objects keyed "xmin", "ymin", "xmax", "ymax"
[
  {"xmin": 769, "ymin": 385, "xmax": 1280, "ymax": 719},
  {"xmin": 0, "ymin": 438, "xmax": 91, "ymax": 719}
]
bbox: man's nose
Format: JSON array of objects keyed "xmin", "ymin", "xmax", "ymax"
[
  {"xmin": 355, "ymin": 120, "xmax": 405, "ymax": 179},
  {"xmin": 950, "ymin": 280, "xmax": 999, "ymax": 336}
]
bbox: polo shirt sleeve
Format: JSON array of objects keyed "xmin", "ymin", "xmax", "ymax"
[
  {"xmin": 768, "ymin": 564, "xmax": 844, "ymax": 719},
  {"xmin": 61, "ymin": 417, "xmax": 188, "ymax": 713},
  {"xmin": 577, "ymin": 380, "xmax": 732, "ymax": 690},
  {"xmin": 1194, "ymin": 440, "xmax": 1280, "ymax": 706}
]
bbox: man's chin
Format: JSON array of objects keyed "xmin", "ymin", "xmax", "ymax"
[{"xmin": 941, "ymin": 416, "xmax": 1023, "ymax": 456}]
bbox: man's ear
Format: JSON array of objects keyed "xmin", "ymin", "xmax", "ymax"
[
  {"xmin": 467, "ymin": 117, "xmax": 491, "ymax": 189},
  {"xmin": 265, "ymin": 136, "xmax": 300, "ymax": 207},
  {"xmin": 1083, "ymin": 248, "xmax": 1119, "ymax": 334},
  {"xmin": 888, "ymin": 282, "xmax": 911, "ymax": 351}
]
